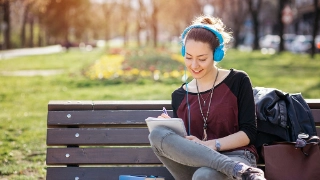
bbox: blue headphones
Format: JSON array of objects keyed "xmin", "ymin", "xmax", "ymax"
[{"xmin": 180, "ymin": 24, "xmax": 225, "ymax": 62}]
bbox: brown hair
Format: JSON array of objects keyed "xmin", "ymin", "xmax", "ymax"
[{"xmin": 183, "ymin": 15, "xmax": 232, "ymax": 52}]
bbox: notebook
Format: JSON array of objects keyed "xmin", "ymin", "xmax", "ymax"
[{"xmin": 145, "ymin": 117, "xmax": 187, "ymax": 137}]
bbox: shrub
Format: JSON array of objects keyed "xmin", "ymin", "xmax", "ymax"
[{"xmin": 85, "ymin": 47, "xmax": 190, "ymax": 83}]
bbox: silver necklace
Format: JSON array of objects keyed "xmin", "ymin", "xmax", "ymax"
[
  {"xmin": 198, "ymin": 90, "xmax": 212, "ymax": 106},
  {"xmin": 196, "ymin": 68, "xmax": 219, "ymax": 141}
]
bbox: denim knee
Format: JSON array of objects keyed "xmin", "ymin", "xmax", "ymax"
[
  {"xmin": 192, "ymin": 167, "xmax": 229, "ymax": 180},
  {"xmin": 148, "ymin": 126, "xmax": 174, "ymax": 147}
]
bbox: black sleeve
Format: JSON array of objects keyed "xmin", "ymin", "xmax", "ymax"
[
  {"xmin": 171, "ymin": 91, "xmax": 179, "ymax": 118},
  {"xmin": 171, "ymin": 86, "xmax": 186, "ymax": 118},
  {"xmin": 237, "ymin": 73, "xmax": 257, "ymax": 144}
]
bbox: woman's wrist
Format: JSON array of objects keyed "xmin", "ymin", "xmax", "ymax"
[
  {"xmin": 203, "ymin": 139, "xmax": 222, "ymax": 151},
  {"xmin": 215, "ymin": 139, "xmax": 221, "ymax": 151},
  {"xmin": 204, "ymin": 140, "xmax": 217, "ymax": 150}
]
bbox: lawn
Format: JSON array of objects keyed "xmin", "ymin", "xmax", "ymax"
[
  {"xmin": 220, "ymin": 50, "xmax": 320, "ymax": 98},
  {"xmin": 0, "ymin": 47, "xmax": 319, "ymax": 179}
]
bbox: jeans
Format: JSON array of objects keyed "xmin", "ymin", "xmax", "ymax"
[{"xmin": 148, "ymin": 126, "xmax": 257, "ymax": 180}]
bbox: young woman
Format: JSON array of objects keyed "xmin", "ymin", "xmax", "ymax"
[{"xmin": 148, "ymin": 15, "xmax": 266, "ymax": 180}]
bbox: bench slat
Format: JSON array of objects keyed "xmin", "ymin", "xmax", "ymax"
[
  {"xmin": 311, "ymin": 109, "xmax": 320, "ymax": 123},
  {"xmin": 47, "ymin": 128, "xmax": 150, "ymax": 145},
  {"xmin": 48, "ymin": 100, "xmax": 94, "ymax": 111},
  {"xmin": 48, "ymin": 100, "xmax": 172, "ymax": 111},
  {"xmin": 46, "ymin": 147, "xmax": 161, "ymax": 165},
  {"xmin": 47, "ymin": 167, "xmax": 174, "ymax": 180},
  {"xmin": 45, "ymin": 127, "xmax": 320, "ymax": 145},
  {"xmin": 47, "ymin": 110, "xmax": 173, "ymax": 126},
  {"xmin": 48, "ymin": 99, "xmax": 320, "ymax": 111},
  {"xmin": 93, "ymin": 100, "xmax": 172, "ymax": 110},
  {"xmin": 305, "ymin": 99, "xmax": 320, "ymax": 109},
  {"xmin": 47, "ymin": 109, "xmax": 318, "ymax": 125}
]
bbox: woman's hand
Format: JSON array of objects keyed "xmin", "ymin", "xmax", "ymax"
[
  {"xmin": 157, "ymin": 113, "xmax": 171, "ymax": 118},
  {"xmin": 185, "ymin": 135, "xmax": 216, "ymax": 150},
  {"xmin": 185, "ymin": 135, "xmax": 202, "ymax": 143}
]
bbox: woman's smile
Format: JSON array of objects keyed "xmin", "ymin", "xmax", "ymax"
[{"xmin": 191, "ymin": 69, "xmax": 203, "ymax": 75}]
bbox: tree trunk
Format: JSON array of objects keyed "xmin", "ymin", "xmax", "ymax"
[
  {"xmin": 136, "ymin": 0, "xmax": 145, "ymax": 48},
  {"xmin": 151, "ymin": 19, "xmax": 157, "ymax": 48},
  {"xmin": 278, "ymin": 0, "xmax": 285, "ymax": 53},
  {"xmin": 247, "ymin": 0, "xmax": 262, "ymax": 50},
  {"xmin": 120, "ymin": 0, "xmax": 129, "ymax": 47},
  {"xmin": 123, "ymin": 23, "xmax": 128, "ymax": 47},
  {"xmin": 38, "ymin": 16, "xmax": 43, "ymax": 47},
  {"xmin": 21, "ymin": 6, "xmax": 28, "ymax": 47},
  {"xmin": 253, "ymin": 18, "xmax": 260, "ymax": 50},
  {"xmin": 29, "ymin": 15, "xmax": 34, "ymax": 48},
  {"xmin": 233, "ymin": 28, "xmax": 240, "ymax": 48},
  {"xmin": 102, "ymin": 3, "xmax": 112, "ymax": 48},
  {"xmin": 38, "ymin": 32, "xmax": 43, "ymax": 47},
  {"xmin": 136, "ymin": 19, "xmax": 141, "ymax": 47},
  {"xmin": 230, "ymin": 0, "xmax": 247, "ymax": 49},
  {"xmin": 151, "ymin": 0, "xmax": 158, "ymax": 48},
  {"xmin": 311, "ymin": 0, "xmax": 319, "ymax": 58},
  {"xmin": 3, "ymin": 0, "xmax": 10, "ymax": 49}
]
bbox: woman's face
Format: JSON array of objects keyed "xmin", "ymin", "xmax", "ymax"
[{"xmin": 184, "ymin": 39, "xmax": 214, "ymax": 79}]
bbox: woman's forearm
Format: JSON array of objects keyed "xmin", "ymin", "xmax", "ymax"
[{"xmin": 204, "ymin": 131, "xmax": 250, "ymax": 151}]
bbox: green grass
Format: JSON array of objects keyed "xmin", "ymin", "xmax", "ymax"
[
  {"xmin": 0, "ymin": 47, "xmax": 319, "ymax": 179},
  {"xmin": 219, "ymin": 50, "xmax": 320, "ymax": 98}
]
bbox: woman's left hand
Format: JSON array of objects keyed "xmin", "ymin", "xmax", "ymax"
[
  {"xmin": 185, "ymin": 136, "xmax": 215, "ymax": 150},
  {"xmin": 185, "ymin": 135, "xmax": 202, "ymax": 143}
]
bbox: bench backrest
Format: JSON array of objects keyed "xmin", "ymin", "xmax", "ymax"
[
  {"xmin": 46, "ymin": 100, "xmax": 320, "ymax": 180},
  {"xmin": 46, "ymin": 100, "xmax": 174, "ymax": 180}
]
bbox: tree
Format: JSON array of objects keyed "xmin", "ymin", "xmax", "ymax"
[
  {"xmin": 278, "ymin": 0, "xmax": 287, "ymax": 52},
  {"xmin": 229, "ymin": 0, "xmax": 248, "ymax": 48},
  {"xmin": 20, "ymin": 1, "xmax": 30, "ymax": 47},
  {"xmin": 120, "ymin": 0, "xmax": 131, "ymax": 47},
  {"xmin": 89, "ymin": 0, "xmax": 119, "ymax": 44},
  {"xmin": 210, "ymin": 0, "xmax": 248, "ymax": 49},
  {"xmin": 11, "ymin": 0, "xmax": 50, "ymax": 48},
  {"xmin": 101, "ymin": 1, "xmax": 115, "ymax": 42},
  {"xmin": 247, "ymin": 0, "xmax": 262, "ymax": 50},
  {"xmin": 150, "ymin": 0, "xmax": 159, "ymax": 48},
  {"xmin": 39, "ymin": 0, "xmax": 90, "ymax": 45},
  {"xmin": 136, "ymin": 0, "xmax": 147, "ymax": 47},
  {"xmin": 157, "ymin": 0, "xmax": 201, "ymax": 43},
  {"xmin": 0, "ymin": 0, "xmax": 11, "ymax": 49}
]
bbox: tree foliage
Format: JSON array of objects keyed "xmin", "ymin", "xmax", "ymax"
[
  {"xmin": 39, "ymin": 0, "xmax": 91, "ymax": 43},
  {"xmin": 1, "ymin": 0, "xmax": 319, "ymax": 58}
]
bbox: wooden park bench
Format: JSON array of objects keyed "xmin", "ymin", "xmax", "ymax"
[{"xmin": 46, "ymin": 99, "xmax": 320, "ymax": 180}]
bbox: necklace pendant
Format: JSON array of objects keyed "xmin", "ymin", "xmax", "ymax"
[
  {"xmin": 203, "ymin": 123, "xmax": 208, "ymax": 130},
  {"xmin": 203, "ymin": 101, "xmax": 206, "ymax": 106}
]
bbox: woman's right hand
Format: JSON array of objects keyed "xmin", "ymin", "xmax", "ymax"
[{"xmin": 157, "ymin": 113, "xmax": 171, "ymax": 118}]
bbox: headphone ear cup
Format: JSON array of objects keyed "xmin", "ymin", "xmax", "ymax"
[
  {"xmin": 181, "ymin": 46, "xmax": 186, "ymax": 57},
  {"xmin": 213, "ymin": 47, "xmax": 224, "ymax": 62}
]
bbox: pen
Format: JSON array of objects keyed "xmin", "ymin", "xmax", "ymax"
[{"xmin": 162, "ymin": 107, "xmax": 168, "ymax": 115}]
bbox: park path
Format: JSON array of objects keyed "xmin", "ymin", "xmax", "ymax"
[
  {"xmin": 0, "ymin": 45, "xmax": 65, "ymax": 76},
  {"xmin": 0, "ymin": 45, "xmax": 63, "ymax": 60},
  {"xmin": 0, "ymin": 69, "xmax": 64, "ymax": 76}
]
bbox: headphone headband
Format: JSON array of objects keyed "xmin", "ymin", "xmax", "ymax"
[{"xmin": 180, "ymin": 24, "xmax": 225, "ymax": 62}]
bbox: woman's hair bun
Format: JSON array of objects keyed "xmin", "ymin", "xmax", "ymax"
[
  {"xmin": 191, "ymin": 15, "xmax": 233, "ymax": 45},
  {"xmin": 200, "ymin": 17, "xmax": 213, "ymax": 25}
]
